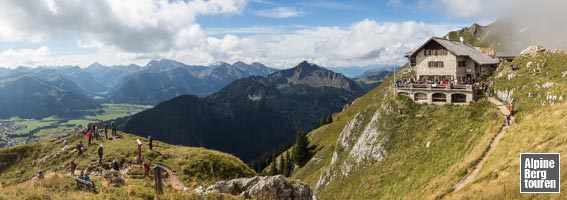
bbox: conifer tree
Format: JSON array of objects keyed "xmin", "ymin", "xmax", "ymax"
[
  {"xmin": 292, "ymin": 124, "xmax": 309, "ymax": 165},
  {"xmin": 270, "ymin": 151, "xmax": 278, "ymax": 175},
  {"xmin": 278, "ymin": 154, "xmax": 285, "ymax": 175},
  {"xmin": 284, "ymin": 151, "xmax": 292, "ymax": 177}
]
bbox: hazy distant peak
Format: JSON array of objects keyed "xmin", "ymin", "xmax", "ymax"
[{"xmin": 87, "ymin": 62, "xmax": 105, "ymax": 68}]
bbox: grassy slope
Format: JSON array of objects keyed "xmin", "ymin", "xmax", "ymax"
[
  {"xmin": 291, "ymin": 66, "xmax": 503, "ymax": 199},
  {"xmin": 448, "ymin": 51, "xmax": 567, "ymax": 199},
  {"xmin": 0, "ymin": 130, "xmax": 254, "ymax": 199}
]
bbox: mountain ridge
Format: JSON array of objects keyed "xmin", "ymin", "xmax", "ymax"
[
  {"xmin": 122, "ymin": 61, "xmax": 363, "ymax": 162},
  {"xmin": 0, "ymin": 73, "xmax": 100, "ymax": 119},
  {"xmin": 108, "ymin": 60, "xmax": 278, "ymax": 105}
]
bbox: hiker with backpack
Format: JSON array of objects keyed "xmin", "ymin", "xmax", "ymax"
[
  {"xmin": 77, "ymin": 141, "xmax": 84, "ymax": 157},
  {"xmin": 97, "ymin": 144, "xmax": 104, "ymax": 165},
  {"xmin": 87, "ymin": 130, "xmax": 92, "ymax": 146},
  {"xmin": 94, "ymin": 126, "xmax": 100, "ymax": 140},
  {"xmin": 70, "ymin": 160, "xmax": 77, "ymax": 175},
  {"xmin": 509, "ymin": 103, "xmax": 514, "ymax": 115}
]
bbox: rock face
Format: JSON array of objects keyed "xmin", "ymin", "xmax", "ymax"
[
  {"xmin": 316, "ymin": 94, "xmax": 391, "ymax": 191},
  {"xmin": 195, "ymin": 175, "xmax": 315, "ymax": 200}
]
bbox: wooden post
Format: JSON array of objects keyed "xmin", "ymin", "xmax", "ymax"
[
  {"xmin": 154, "ymin": 165, "xmax": 163, "ymax": 195},
  {"xmin": 136, "ymin": 139, "xmax": 142, "ymax": 164}
]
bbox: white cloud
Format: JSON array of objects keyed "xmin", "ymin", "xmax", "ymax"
[
  {"xmin": 0, "ymin": 18, "xmax": 459, "ymax": 69},
  {"xmin": 247, "ymin": 19, "xmax": 458, "ymax": 67},
  {"xmin": 252, "ymin": 7, "xmax": 303, "ymax": 18},
  {"xmin": 0, "ymin": 0, "xmax": 248, "ymax": 51},
  {"xmin": 0, "ymin": 47, "xmax": 52, "ymax": 67},
  {"xmin": 206, "ymin": 26, "xmax": 285, "ymax": 36},
  {"xmin": 0, "ymin": 1, "xmax": 462, "ymax": 69}
]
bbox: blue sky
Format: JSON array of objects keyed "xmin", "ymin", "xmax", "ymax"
[{"xmin": 0, "ymin": 0, "xmax": 498, "ymax": 69}]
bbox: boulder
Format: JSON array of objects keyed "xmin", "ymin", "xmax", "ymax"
[
  {"xmin": 196, "ymin": 175, "xmax": 315, "ymax": 200},
  {"xmin": 520, "ymin": 45, "xmax": 545, "ymax": 56},
  {"xmin": 102, "ymin": 169, "xmax": 125, "ymax": 187}
]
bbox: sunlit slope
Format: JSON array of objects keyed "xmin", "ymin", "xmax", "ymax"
[
  {"xmin": 0, "ymin": 130, "xmax": 254, "ymax": 199},
  {"xmin": 290, "ymin": 65, "xmax": 503, "ymax": 199},
  {"xmin": 448, "ymin": 51, "xmax": 567, "ymax": 199}
]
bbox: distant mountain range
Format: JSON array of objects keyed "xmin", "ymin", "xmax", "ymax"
[
  {"xmin": 3, "ymin": 64, "xmax": 142, "ymax": 95},
  {"xmin": 354, "ymin": 68, "xmax": 396, "ymax": 91},
  {"xmin": 121, "ymin": 61, "xmax": 364, "ymax": 162},
  {"xmin": 0, "ymin": 74, "xmax": 100, "ymax": 119},
  {"xmin": 327, "ymin": 65, "xmax": 396, "ymax": 78},
  {"xmin": 0, "ymin": 59, "xmax": 390, "ymax": 121},
  {"xmin": 108, "ymin": 59, "xmax": 278, "ymax": 105}
]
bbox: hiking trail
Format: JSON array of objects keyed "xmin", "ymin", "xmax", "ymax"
[
  {"xmin": 161, "ymin": 165, "xmax": 189, "ymax": 192},
  {"xmin": 451, "ymin": 97, "xmax": 514, "ymax": 192}
]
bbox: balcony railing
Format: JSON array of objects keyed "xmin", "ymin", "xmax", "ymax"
[{"xmin": 396, "ymin": 83, "xmax": 474, "ymax": 91}]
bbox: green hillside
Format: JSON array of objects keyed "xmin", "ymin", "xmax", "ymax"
[
  {"xmin": 286, "ymin": 50, "xmax": 567, "ymax": 199},
  {"xmin": 0, "ymin": 130, "xmax": 255, "ymax": 199},
  {"xmin": 446, "ymin": 51, "xmax": 567, "ymax": 199}
]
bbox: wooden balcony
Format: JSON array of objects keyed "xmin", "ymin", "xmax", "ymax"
[{"xmin": 396, "ymin": 83, "xmax": 474, "ymax": 91}]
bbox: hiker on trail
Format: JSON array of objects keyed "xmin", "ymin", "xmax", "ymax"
[
  {"xmin": 509, "ymin": 103, "xmax": 514, "ymax": 115},
  {"xmin": 87, "ymin": 130, "xmax": 92, "ymax": 146},
  {"xmin": 143, "ymin": 162, "xmax": 150, "ymax": 177},
  {"xmin": 487, "ymin": 87, "xmax": 492, "ymax": 97},
  {"xmin": 104, "ymin": 124, "xmax": 108, "ymax": 139},
  {"xmin": 77, "ymin": 141, "xmax": 84, "ymax": 156},
  {"xmin": 112, "ymin": 158, "xmax": 120, "ymax": 171},
  {"xmin": 148, "ymin": 135, "xmax": 153, "ymax": 150},
  {"xmin": 94, "ymin": 126, "xmax": 100, "ymax": 140},
  {"xmin": 111, "ymin": 121, "xmax": 117, "ymax": 136},
  {"xmin": 506, "ymin": 115, "xmax": 511, "ymax": 126},
  {"xmin": 97, "ymin": 144, "xmax": 104, "ymax": 165},
  {"xmin": 87, "ymin": 123, "xmax": 92, "ymax": 133},
  {"xmin": 70, "ymin": 160, "xmax": 77, "ymax": 175}
]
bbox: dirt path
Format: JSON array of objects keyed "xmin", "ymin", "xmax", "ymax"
[
  {"xmin": 161, "ymin": 165, "xmax": 189, "ymax": 192},
  {"xmin": 451, "ymin": 97, "xmax": 513, "ymax": 192}
]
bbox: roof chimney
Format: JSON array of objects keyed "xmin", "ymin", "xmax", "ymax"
[{"xmin": 459, "ymin": 37, "xmax": 464, "ymax": 44}]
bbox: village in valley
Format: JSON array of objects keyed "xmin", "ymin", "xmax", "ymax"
[{"xmin": 0, "ymin": 104, "xmax": 151, "ymax": 148}]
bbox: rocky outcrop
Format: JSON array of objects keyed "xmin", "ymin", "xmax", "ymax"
[
  {"xmin": 195, "ymin": 175, "xmax": 315, "ymax": 200},
  {"xmin": 316, "ymin": 100, "xmax": 390, "ymax": 191},
  {"xmin": 102, "ymin": 169, "xmax": 125, "ymax": 187},
  {"xmin": 520, "ymin": 45, "xmax": 546, "ymax": 56}
]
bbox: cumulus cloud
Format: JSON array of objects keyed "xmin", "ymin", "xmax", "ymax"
[
  {"xmin": 0, "ymin": 0, "xmax": 461, "ymax": 69},
  {"xmin": 0, "ymin": 0, "xmax": 247, "ymax": 52},
  {"xmin": 0, "ymin": 47, "xmax": 52, "ymax": 67},
  {"xmin": 252, "ymin": 7, "xmax": 303, "ymax": 18},
  {"xmin": 250, "ymin": 19, "xmax": 457, "ymax": 67}
]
